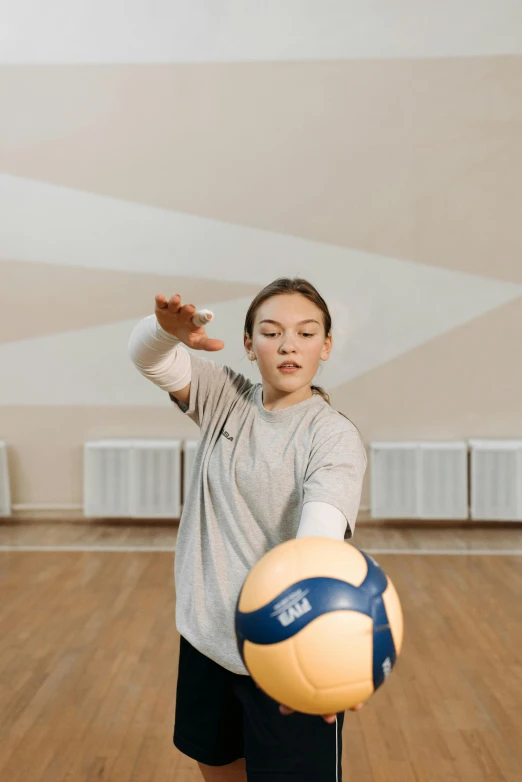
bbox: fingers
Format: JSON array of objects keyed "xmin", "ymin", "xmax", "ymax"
[
  {"xmin": 155, "ymin": 294, "xmax": 197, "ymax": 320},
  {"xmin": 280, "ymin": 704, "xmax": 337, "ymax": 724},
  {"xmin": 322, "ymin": 714, "xmax": 336, "ymax": 724},
  {"xmin": 155, "ymin": 293, "xmax": 180, "ymax": 310},
  {"xmin": 167, "ymin": 295, "xmax": 183, "ymax": 313},
  {"xmin": 155, "ymin": 293, "xmax": 168, "ymax": 309}
]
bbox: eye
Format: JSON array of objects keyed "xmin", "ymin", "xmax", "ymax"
[
  {"xmin": 302, "ymin": 333, "xmax": 315, "ymax": 338},
  {"xmin": 262, "ymin": 333, "xmax": 278, "ymax": 337}
]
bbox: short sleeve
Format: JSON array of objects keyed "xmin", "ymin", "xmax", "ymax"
[
  {"xmin": 169, "ymin": 353, "xmax": 253, "ymax": 431},
  {"xmin": 303, "ymin": 428, "xmax": 368, "ymax": 537}
]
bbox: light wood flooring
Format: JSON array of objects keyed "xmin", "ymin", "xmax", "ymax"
[{"xmin": 1, "ymin": 522, "xmax": 521, "ymax": 781}]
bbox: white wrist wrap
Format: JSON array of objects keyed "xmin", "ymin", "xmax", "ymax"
[{"xmin": 128, "ymin": 314, "xmax": 192, "ymax": 393}]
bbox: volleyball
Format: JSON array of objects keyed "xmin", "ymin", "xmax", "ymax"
[{"xmin": 235, "ymin": 537, "xmax": 403, "ymax": 715}]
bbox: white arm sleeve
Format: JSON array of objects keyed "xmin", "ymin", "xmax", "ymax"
[
  {"xmin": 296, "ymin": 501, "xmax": 348, "ymax": 541},
  {"xmin": 128, "ymin": 314, "xmax": 192, "ymax": 393}
]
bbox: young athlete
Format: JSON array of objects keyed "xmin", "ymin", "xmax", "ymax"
[{"xmin": 128, "ymin": 277, "xmax": 368, "ymax": 782}]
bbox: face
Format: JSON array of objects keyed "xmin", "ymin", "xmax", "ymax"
[{"xmin": 244, "ymin": 294, "xmax": 332, "ymax": 403}]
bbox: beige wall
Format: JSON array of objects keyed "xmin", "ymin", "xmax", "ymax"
[{"xmin": 1, "ymin": 4, "xmax": 521, "ymax": 518}]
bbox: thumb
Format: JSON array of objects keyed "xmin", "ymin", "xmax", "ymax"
[{"xmin": 200, "ymin": 337, "xmax": 225, "ymax": 352}]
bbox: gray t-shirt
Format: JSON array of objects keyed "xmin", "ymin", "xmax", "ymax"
[{"xmin": 170, "ymin": 354, "xmax": 368, "ymax": 675}]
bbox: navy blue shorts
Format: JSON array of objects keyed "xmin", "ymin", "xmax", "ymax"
[{"xmin": 173, "ymin": 635, "xmax": 344, "ymax": 781}]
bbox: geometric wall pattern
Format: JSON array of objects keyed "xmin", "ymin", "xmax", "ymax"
[
  {"xmin": 1, "ymin": 175, "xmax": 521, "ymax": 406},
  {"xmin": 1, "ymin": 0, "xmax": 521, "ymax": 509}
]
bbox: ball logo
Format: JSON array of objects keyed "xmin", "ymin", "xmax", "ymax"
[
  {"xmin": 382, "ymin": 657, "xmax": 392, "ymax": 679},
  {"xmin": 270, "ymin": 588, "xmax": 313, "ymax": 628},
  {"xmin": 277, "ymin": 597, "xmax": 312, "ymax": 627}
]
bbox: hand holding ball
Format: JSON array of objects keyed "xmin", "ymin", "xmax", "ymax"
[{"xmin": 235, "ymin": 538, "xmax": 403, "ymax": 716}]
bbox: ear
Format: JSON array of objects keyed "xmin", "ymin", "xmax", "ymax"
[
  {"xmin": 244, "ymin": 333, "xmax": 252, "ymax": 352},
  {"xmin": 321, "ymin": 333, "xmax": 333, "ymax": 362}
]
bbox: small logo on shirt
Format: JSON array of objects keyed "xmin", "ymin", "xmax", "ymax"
[{"xmin": 220, "ymin": 429, "xmax": 234, "ymax": 442}]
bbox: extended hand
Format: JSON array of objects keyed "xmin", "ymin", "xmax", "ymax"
[{"xmin": 155, "ymin": 293, "xmax": 224, "ymax": 352}]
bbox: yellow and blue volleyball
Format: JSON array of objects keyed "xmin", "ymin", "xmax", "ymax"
[{"xmin": 235, "ymin": 537, "xmax": 403, "ymax": 715}]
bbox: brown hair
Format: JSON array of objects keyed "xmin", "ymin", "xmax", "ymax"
[{"xmin": 244, "ymin": 277, "xmax": 359, "ymax": 429}]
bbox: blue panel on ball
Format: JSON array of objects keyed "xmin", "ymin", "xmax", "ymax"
[
  {"xmin": 359, "ymin": 551, "xmax": 389, "ymax": 597},
  {"xmin": 236, "ymin": 576, "xmax": 373, "ymax": 650},
  {"xmin": 359, "ymin": 551, "xmax": 398, "ymax": 689},
  {"xmin": 370, "ymin": 594, "xmax": 397, "ymax": 690}
]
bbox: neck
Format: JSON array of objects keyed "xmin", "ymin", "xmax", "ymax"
[{"xmin": 261, "ymin": 384, "xmax": 313, "ymax": 411}]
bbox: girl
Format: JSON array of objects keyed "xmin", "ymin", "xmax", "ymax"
[{"xmin": 128, "ymin": 277, "xmax": 368, "ymax": 782}]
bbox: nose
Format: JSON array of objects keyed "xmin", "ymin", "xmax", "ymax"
[{"xmin": 279, "ymin": 338, "xmax": 298, "ymax": 354}]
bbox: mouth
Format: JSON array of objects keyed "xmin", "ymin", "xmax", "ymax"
[{"xmin": 277, "ymin": 362, "xmax": 301, "ymax": 373}]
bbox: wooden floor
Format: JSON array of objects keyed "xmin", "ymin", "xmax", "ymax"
[{"xmin": 1, "ymin": 523, "xmax": 521, "ymax": 781}]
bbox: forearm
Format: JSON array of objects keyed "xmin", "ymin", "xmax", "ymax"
[
  {"xmin": 128, "ymin": 314, "xmax": 192, "ymax": 393},
  {"xmin": 296, "ymin": 501, "xmax": 348, "ymax": 540}
]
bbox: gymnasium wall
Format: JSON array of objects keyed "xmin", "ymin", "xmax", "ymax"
[{"xmin": 1, "ymin": 1, "xmax": 521, "ymax": 518}]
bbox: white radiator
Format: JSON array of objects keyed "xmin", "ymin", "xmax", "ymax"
[
  {"xmin": 0, "ymin": 442, "xmax": 11, "ymax": 517},
  {"xmin": 130, "ymin": 440, "xmax": 181, "ymax": 519},
  {"xmin": 84, "ymin": 439, "xmax": 182, "ymax": 519},
  {"xmin": 469, "ymin": 439, "xmax": 522, "ymax": 521},
  {"xmin": 419, "ymin": 442, "xmax": 469, "ymax": 519},
  {"xmin": 183, "ymin": 440, "xmax": 200, "ymax": 504},
  {"xmin": 84, "ymin": 441, "xmax": 132, "ymax": 518},
  {"xmin": 370, "ymin": 441, "xmax": 468, "ymax": 520}
]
